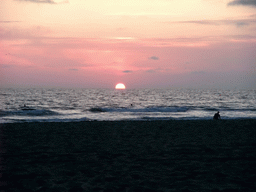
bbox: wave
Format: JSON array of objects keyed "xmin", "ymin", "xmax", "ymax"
[
  {"xmin": 203, "ymin": 107, "xmax": 256, "ymax": 112},
  {"xmin": 89, "ymin": 107, "xmax": 106, "ymax": 112},
  {"xmin": 88, "ymin": 106, "xmax": 256, "ymax": 113},
  {"xmin": 2, "ymin": 109, "xmax": 59, "ymax": 117},
  {"xmin": 89, "ymin": 106, "xmax": 189, "ymax": 113},
  {"xmin": 0, "ymin": 110, "xmax": 7, "ymax": 117}
]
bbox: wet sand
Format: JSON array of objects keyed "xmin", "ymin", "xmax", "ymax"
[{"xmin": 1, "ymin": 120, "xmax": 256, "ymax": 192}]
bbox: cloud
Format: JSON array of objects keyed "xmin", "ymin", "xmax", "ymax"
[
  {"xmin": 122, "ymin": 70, "xmax": 133, "ymax": 73},
  {"xmin": 177, "ymin": 20, "xmax": 220, "ymax": 25},
  {"xmin": 228, "ymin": 0, "xmax": 256, "ymax": 7},
  {"xmin": 148, "ymin": 56, "xmax": 159, "ymax": 60},
  {"xmin": 0, "ymin": 64, "xmax": 15, "ymax": 68},
  {"xmin": 190, "ymin": 71, "xmax": 207, "ymax": 75},
  {"xmin": 171, "ymin": 19, "xmax": 256, "ymax": 28},
  {"xmin": 69, "ymin": 68, "xmax": 78, "ymax": 71},
  {"xmin": 0, "ymin": 21, "xmax": 21, "ymax": 23},
  {"xmin": 0, "ymin": 26, "xmax": 52, "ymax": 40},
  {"xmin": 146, "ymin": 69, "xmax": 156, "ymax": 73},
  {"xmin": 15, "ymin": 0, "xmax": 69, "ymax": 4},
  {"xmin": 235, "ymin": 22, "xmax": 249, "ymax": 27}
]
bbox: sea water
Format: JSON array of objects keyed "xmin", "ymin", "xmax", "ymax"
[{"xmin": 0, "ymin": 88, "xmax": 256, "ymax": 123}]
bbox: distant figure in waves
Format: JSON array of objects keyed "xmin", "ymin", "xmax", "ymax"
[
  {"xmin": 21, "ymin": 104, "xmax": 34, "ymax": 111},
  {"xmin": 213, "ymin": 111, "xmax": 221, "ymax": 120}
]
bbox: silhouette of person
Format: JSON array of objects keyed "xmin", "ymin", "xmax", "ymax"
[{"xmin": 213, "ymin": 111, "xmax": 221, "ymax": 120}]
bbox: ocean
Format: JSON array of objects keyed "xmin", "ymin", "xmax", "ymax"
[
  {"xmin": 1, "ymin": 89, "xmax": 256, "ymax": 191},
  {"xmin": 0, "ymin": 88, "xmax": 256, "ymax": 123}
]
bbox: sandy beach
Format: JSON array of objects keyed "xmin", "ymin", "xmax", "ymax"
[{"xmin": 1, "ymin": 120, "xmax": 256, "ymax": 192}]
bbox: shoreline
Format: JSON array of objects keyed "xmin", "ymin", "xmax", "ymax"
[{"xmin": 1, "ymin": 119, "xmax": 256, "ymax": 191}]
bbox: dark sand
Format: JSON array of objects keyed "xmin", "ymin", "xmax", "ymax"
[{"xmin": 1, "ymin": 120, "xmax": 256, "ymax": 192}]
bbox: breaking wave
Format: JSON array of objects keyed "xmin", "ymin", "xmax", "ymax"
[
  {"xmin": 89, "ymin": 106, "xmax": 189, "ymax": 113},
  {"xmin": 2, "ymin": 109, "xmax": 59, "ymax": 117}
]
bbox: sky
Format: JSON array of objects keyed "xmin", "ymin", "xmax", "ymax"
[{"xmin": 0, "ymin": 0, "xmax": 256, "ymax": 89}]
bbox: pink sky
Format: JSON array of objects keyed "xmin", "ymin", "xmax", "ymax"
[{"xmin": 1, "ymin": 0, "xmax": 256, "ymax": 89}]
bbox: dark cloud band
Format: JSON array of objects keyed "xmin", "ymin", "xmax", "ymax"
[
  {"xmin": 149, "ymin": 56, "xmax": 159, "ymax": 60},
  {"xmin": 171, "ymin": 19, "xmax": 256, "ymax": 28},
  {"xmin": 0, "ymin": 21, "xmax": 21, "ymax": 23},
  {"xmin": 228, "ymin": 0, "xmax": 256, "ymax": 7},
  {"xmin": 122, "ymin": 70, "xmax": 133, "ymax": 73},
  {"xmin": 15, "ymin": 0, "xmax": 69, "ymax": 4}
]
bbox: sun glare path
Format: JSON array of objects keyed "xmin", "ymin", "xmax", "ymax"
[{"xmin": 115, "ymin": 83, "xmax": 126, "ymax": 89}]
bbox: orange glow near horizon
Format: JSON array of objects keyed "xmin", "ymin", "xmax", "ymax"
[{"xmin": 115, "ymin": 83, "xmax": 126, "ymax": 89}]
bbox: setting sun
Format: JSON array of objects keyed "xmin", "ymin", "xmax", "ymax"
[{"xmin": 115, "ymin": 83, "xmax": 126, "ymax": 89}]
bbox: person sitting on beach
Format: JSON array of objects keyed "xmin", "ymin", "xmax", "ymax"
[{"xmin": 213, "ymin": 111, "xmax": 221, "ymax": 120}]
